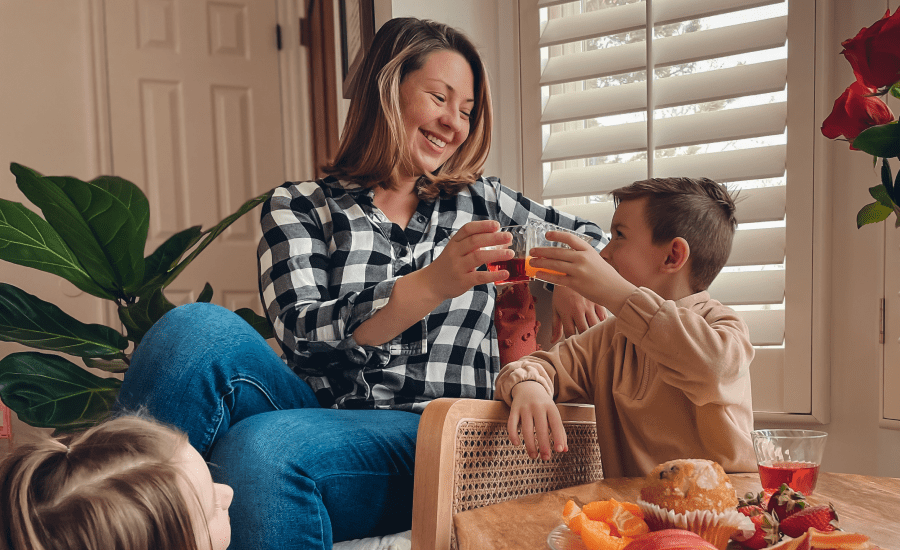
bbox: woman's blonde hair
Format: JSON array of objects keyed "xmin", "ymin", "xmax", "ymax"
[
  {"xmin": 0, "ymin": 415, "xmax": 207, "ymax": 550},
  {"xmin": 323, "ymin": 17, "xmax": 493, "ymax": 200}
]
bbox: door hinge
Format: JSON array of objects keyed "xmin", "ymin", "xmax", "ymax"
[
  {"xmin": 276, "ymin": 24, "xmax": 283, "ymax": 50},
  {"xmin": 880, "ymin": 297, "xmax": 886, "ymax": 344}
]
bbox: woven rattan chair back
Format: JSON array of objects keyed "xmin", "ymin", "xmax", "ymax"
[{"xmin": 410, "ymin": 398, "xmax": 603, "ymax": 550}]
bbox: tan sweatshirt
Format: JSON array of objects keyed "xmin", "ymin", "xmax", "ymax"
[{"xmin": 495, "ymin": 287, "xmax": 756, "ymax": 478}]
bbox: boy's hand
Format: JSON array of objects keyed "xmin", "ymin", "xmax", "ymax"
[
  {"xmin": 529, "ymin": 231, "xmax": 635, "ymax": 315},
  {"xmin": 508, "ymin": 380, "xmax": 568, "ymax": 460}
]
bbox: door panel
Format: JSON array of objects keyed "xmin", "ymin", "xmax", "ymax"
[{"xmin": 105, "ymin": 0, "xmax": 285, "ymax": 314}]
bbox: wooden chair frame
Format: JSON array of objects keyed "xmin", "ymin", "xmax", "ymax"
[{"xmin": 410, "ymin": 398, "xmax": 602, "ymax": 550}]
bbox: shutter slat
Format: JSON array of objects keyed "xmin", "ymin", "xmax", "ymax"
[
  {"xmin": 543, "ymin": 102, "xmax": 785, "ymax": 162},
  {"xmin": 708, "ymin": 270, "xmax": 785, "ymax": 305},
  {"xmin": 740, "ymin": 309, "xmax": 784, "ymax": 346},
  {"xmin": 541, "ymin": 16, "xmax": 786, "ymax": 86},
  {"xmin": 540, "ymin": 3, "xmax": 644, "ymax": 48},
  {"xmin": 554, "ymin": 186, "xmax": 786, "ymax": 227},
  {"xmin": 544, "ymin": 145, "xmax": 785, "ymax": 198},
  {"xmin": 542, "ymin": 59, "xmax": 786, "ymax": 125},
  {"xmin": 540, "ymin": 0, "xmax": 784, "ymax": 48},
  {"xmin": 729, "ymin": 227, "xmax": 784, "ymax": 266}
]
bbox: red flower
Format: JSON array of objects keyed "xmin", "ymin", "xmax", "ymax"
[
  {"xmin": 821, "ymin": 81, "xmax": 894, "ymax": 149},
  {"xmin": 840, "ymin": 8, "xmax": 900, "ymax": 90}
]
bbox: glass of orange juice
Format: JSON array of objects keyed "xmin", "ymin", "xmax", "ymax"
[{"xmin": 525, "ymin": 220, "xmax": 594, "ymax": 283}]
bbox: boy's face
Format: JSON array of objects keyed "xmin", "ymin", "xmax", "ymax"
[{"xmin": 600, "ymin": 197, "xmax": 672, "ymax": 292}]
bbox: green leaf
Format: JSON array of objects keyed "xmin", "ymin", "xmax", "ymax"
[
  {"xmin": 852, "ymin": 122, "xmax": 900, "ymax": 158},
  {"xmin": 162, "ymin": 191, "xmax": 271, "ymax": 287},
  {"xmin": 0, "ymin": 198, "xmax": 114, "ymax": 299},
  {"xmin": 117, "ymin": 287, "xmax": 176, "ymax": 345},
  {"xmin": 11, "ymin": 163, "xmax": 120, "ymax": 295},
  {"xmin": 83, "ymin": 356, "xmax": 130, "ymax": 374},
  {"xmin": 869, "ymin": 184, "xmax": 894, "ymax": 208},
  {"xmin": 0, "ymin": 283, "xmax": 128, "ymax": 357},
  {"xmin": 857, "ymin": 201, "xmax": 893, "ymax": 228},
  {"xmin": 10, "ymin": 164, "xmax": 151, "ymax": 296},
  {"xmin": 197, "ymin": 283, "xmax": 214, "ymax": 303},
  {"xmin": 234, "ymin": 308, "xmax": 274, "ymax": 340},
  {"xmin": 0, "ymin": 351, "xmax": 120, "ymax": 431},
  {"xmin": 892, "ymin": 82, "xmax": 900, "ymax": 100},
  {"xmin": 143, "ymin": 226, "xmax": 203, "ymax": 282}
]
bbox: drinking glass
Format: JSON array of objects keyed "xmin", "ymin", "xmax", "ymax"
[
  {"xmin": 524, "ymin": 220, "xmax": 595, "ymax": 283},
  {"xmin": 751, "ymin": 429, "xmax": 828, "ymax": 496},
  {"xmin": 485, "ymin": 225, "xmax": 529, "ymax": 284}
]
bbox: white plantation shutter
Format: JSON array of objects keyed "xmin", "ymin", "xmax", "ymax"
[{"xmin": 519, "ymin": 0, "xmax": 825, "ymax": 419}]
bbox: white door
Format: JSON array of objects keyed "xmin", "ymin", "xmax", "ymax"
[{"xmin": 104, "ymin": 0, "xmax": 285, "ymax": 315}]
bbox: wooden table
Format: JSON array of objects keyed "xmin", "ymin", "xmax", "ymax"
[{"xmin": 452, "ymin": 472, "xmax": 900, "ymax": 550}]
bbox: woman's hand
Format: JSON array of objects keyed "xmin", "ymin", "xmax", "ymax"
[
  {"xmin": 508, "ymin": 380, "xmax": 568, "ymax": 460},
  {"xmin": 550, "ymin": 285, "xmax": 607, "ymax": 342},
  {"xmin": 422, "ymin": 220, "xmax": 514, "ymax": 302}
]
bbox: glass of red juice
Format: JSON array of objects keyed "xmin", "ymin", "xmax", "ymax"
[
  {"xmin": 485, "ymin": 225, "xmax": 529, "ymax": 284},
  {"xmin": 751, "ymin": 429, "xmax": 828, "ymax": 496}
]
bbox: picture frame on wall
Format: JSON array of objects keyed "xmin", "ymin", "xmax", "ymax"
[{"xmin": 339, "ymin": 0, "xmax": 376, "ymax": 99}]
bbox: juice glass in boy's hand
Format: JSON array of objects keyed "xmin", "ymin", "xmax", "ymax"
[
  {"xmin": 485, "ymin": 225, "xmax": 529, "ymax": 284},
  {"xmin": 524, "ymin": 220, "xmax": 595, "ymax": 283},
  {"xmin": 751, "ymin": 429, "xmax": 828, "ymax": 496}
]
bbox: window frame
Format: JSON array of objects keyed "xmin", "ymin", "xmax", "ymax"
[{"xmin": 516, "ymin": 0, "xmax": 831, "ymax": 423}]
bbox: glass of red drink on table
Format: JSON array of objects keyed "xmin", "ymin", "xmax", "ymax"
[{"xmin": 751, "ymin": 429, "xmax": 828, "ymax": 496}]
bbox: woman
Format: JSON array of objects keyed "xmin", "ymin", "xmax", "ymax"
[
  {"xmin": 0, "ymin": 415, "xmax": 233, "ymax": 550},
  {"xmin": 117, "ymin": 17, "xmax": 606, "ymax": 550}
]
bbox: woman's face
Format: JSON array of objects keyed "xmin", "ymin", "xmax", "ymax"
[
  {"xmin": 397, "ymin": 49, "xmax": 475, "ymax": 182},
  {"xmin": 175, "ymin": 442, "xmax": 234, "ymax": 550}
]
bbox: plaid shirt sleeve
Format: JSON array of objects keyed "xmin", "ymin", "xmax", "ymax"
[{"xmin": 258, "ymin": 180, "xmax": 417, "ymax": 370}]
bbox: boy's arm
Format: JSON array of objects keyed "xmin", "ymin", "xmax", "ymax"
[
  {"xmin": 497, "ymin": 336, "xmax": 602, "ymax": 460},
  {"xmin": 616, "ymin": 289, "xmax": 754, "ymax": 405}
]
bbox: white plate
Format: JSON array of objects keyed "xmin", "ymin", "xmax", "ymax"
[{"xmin": 547, "ymin": 524, "xmax": 588, "ymax": 550}]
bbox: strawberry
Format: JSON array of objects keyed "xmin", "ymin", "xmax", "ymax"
[
  {"xmin": 779, "ymin": 503, "xmax": 839, "ymax": 538},
  {"xmin": 766, "ymin": 483, "xmax": 808, "ymax": 521},
  {"xmin": 732, "ymin": 510, "xmax": 780, "ymax": 550},
  {"xmin": 737, "ymin": 491, "xmax": 766, "ymax": 518}
]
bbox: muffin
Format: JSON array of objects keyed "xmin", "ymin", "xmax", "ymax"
[{"xmin": 637, "ymin": 459, "xmax": 753, "ymax": 550}]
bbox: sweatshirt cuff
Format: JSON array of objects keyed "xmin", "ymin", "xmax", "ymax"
[{"xmin": 495, "ymin": 360, "xmax": 555, "ymax": 406}]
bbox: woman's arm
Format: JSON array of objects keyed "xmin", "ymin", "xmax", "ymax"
[{"xmin": 353, "ymin": 220, "xmax": 513, "ymax": 346}]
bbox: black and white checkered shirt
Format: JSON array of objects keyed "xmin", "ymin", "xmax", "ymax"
[{"xmin": 258, "ymin": 175, "xmax": 607, "ymax": 411}]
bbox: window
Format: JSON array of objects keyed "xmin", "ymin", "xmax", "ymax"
[{"xmin": 519, "ymin": 0, "xmax": 827, "ymax": 420}]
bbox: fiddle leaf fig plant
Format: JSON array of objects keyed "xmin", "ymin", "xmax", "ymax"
[{"xmin": 0, "ymin": 163, "xmax": 273, "ymax": 431}]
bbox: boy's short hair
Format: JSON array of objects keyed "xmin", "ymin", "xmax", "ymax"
[{"xmin": 611, "ymin": 177, "xmax": 738, "ymax": 292}]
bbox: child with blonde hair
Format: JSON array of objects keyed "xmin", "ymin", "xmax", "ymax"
[
  {"xmin": 498, "ymin": 177, "xmax": 756, "ymax": 477},
  {"xmin": 0, "ymin": 415, "xmax": 233, "ymax": 550}
]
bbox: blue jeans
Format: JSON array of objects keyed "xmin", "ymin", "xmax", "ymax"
[{"xmin": 117, "ymin": 303, "xmax": 419, "ymax": 550}]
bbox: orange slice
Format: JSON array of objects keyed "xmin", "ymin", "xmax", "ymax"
[{"xmin": 581, "ymin": 521, "xmax": 628, "ymax": 550}]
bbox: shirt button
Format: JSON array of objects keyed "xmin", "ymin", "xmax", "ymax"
[{"xmin": 417, "ymin": 214, "xmax": 426, "ymax": 223}]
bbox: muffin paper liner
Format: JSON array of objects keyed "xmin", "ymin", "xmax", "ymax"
[{"xmin": 637, "ymin": 500, "xmax": 755, "ymax": 550}]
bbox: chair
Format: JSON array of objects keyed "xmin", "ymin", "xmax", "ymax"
[{"xmin": 410, "ymin": 398, "xmax": 603, "ymax": 550}]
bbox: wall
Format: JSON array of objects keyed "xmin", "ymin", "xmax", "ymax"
[
  {"xmin": 0, "ymin": 0, "xmax": 101, "ymax": 448},
  {"xmin": 822, "ymin": 0, "xmax": 900, "ymax": 478}
]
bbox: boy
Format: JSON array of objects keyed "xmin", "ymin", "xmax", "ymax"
[{"xmin": 497, "ymin": 177, "xmax": 756, "ymax": 477}]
